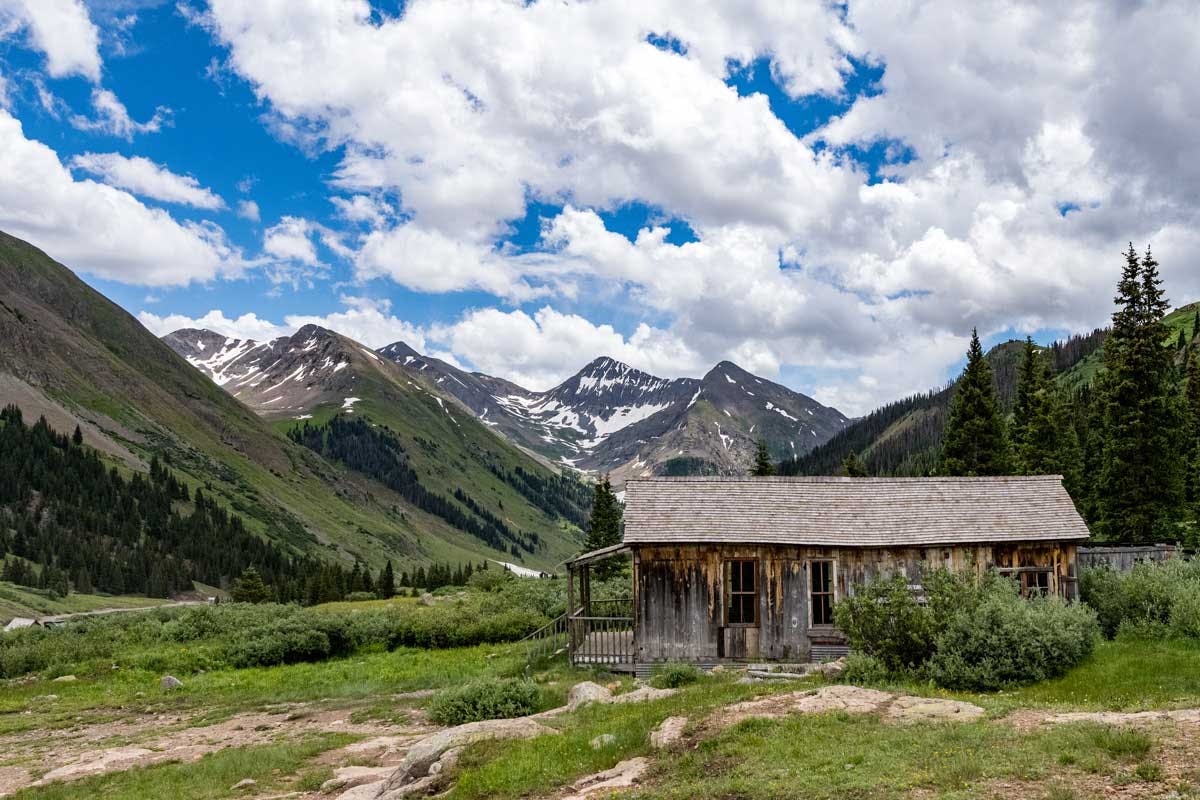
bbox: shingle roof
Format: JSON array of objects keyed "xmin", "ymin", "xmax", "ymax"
[{"xmin": 622, "ymin": 476, "xmax": 1090, "ymax": 547}]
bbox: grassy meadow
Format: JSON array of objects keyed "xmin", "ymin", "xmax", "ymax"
[{"xmin": 4, "ymin": 570, "xmax": 1200, "ymax": 800}]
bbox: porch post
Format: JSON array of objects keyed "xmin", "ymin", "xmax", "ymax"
[{"xmin": 567, "ymin": 561, "xmax": 577, "ymax": 661}]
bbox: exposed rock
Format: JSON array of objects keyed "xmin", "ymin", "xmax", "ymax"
[
  {"xmin": 160, "ymin": 675, "xmax": 183, "ymax": 690},
  {"xmin": 320, "ymin": 766, "xmax": 394, "ymax": 794},
  {"xmin": 358, "ymin": 717, "xmax": 558, "ymax": 800},
  {"xmin": 230, "ymin": 778, "xmax": 257, "ymax": 790},
  {"xmin": 885, "ymin": 695, "xmax": 985, "ymax": 724},
  {"xmin": 650, "ymin": 716, "xmax": 688, "ymax": 749},
  {"xmin": 610, "ymin": 686, "xmax": 676, "ymax": 704},
  {"xmin": 705, "ymin": 685, "xmax": 982, "ymax": 730},
  {"xmin": 811, "ymin": 657, "xmax": 847, "ymax": 678},
  {"xmin": 747, "ymin": 670, "xmax": 809, "ymax": 681},
  {"xmin": 427, "ymin": 746, "xmax": 462, "ymax": 776},
  {"xmin": 1037, "ymin": 709, "xmax": 1200, "ymax": 726},
  {"xmin": 36, "ymin": 748, "xmax": 156, "ymax": 784},
  {"xmin": 564, "ymin": 757, "xmax": 649, "ymax": 800},
  {"xmin": 52, "ymin": 675, "xmax": 77, "ymax": 683},
  {"xmin": 567, "ymin": 681, "xmax": 613, "ymax": 710},
  {"xmin": 589, "ymin": 733, "xmax": 617, "ymax": 749},
  {"xmin": 418, "ymin": 593, "xmax": 434, "ymax": 606}
]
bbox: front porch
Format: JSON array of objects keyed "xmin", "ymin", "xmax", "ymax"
[{"xmin": 566, "ymin": 544, "xmax": 636, "ymax": 671}]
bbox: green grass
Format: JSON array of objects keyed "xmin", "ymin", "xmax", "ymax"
[
  {"xmin": 0, "ymin": 643, "xmax": 533, "ymax": 739},
  {"xmin": 624, "ymin": 715, "xmax": 1155, "ymax": 800},
  {"xmin": 0, "ymin": 582, "xmax": 170, "ymax": 626},
  {"xmin": 1005, "ymin": 638, "xmax": 1200, "ymax": 710},
  {"xmin": 10, "ymin": 734, "xmax": 355, "ymax": 800}
]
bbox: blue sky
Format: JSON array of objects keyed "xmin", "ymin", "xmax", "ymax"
[{"xmin": 1, "ymin": 1, "xmax": 1196, "ymax": 414}]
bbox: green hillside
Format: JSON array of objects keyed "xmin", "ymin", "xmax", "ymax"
[
  {"xmin": 0, "ymin": 231, "xmax": 582, "ymax": 574},
  {"xmin": 786, "ymin": 304, "xmax": 1196, "ymax": 478}
]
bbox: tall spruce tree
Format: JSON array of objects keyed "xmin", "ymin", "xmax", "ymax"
[
  {"xmin": 584, "ymin": 475, "xmax": 622, "ymax": 552},
  {"xmin": 379, "ymin": 560, "xmax": 396, "ymax": 599},
  {"xmin": 584, "ymin": 475, "xmax": 624, "ymax": 578},
  {"xmin": 1096, "ymin": 245, "xmax": 1186, "ymax": 542},
  {"xmin": 940, "ymin": 328, "xmax": 1010, "ymax": 476},
  {"xmin": 1186, "ymin": 349, "xmax": 1200, "ymax": 516},
  {"xmin": 1011, "ymin": 338, "xmax": 1082, "ymax": 494},
  {"xmin": 751, "ymin": 439, "xmax": 775, "ymax": 476},
  {"xmin": 1193, "ymin": 308, "xmax": 1199, "ymax": 341}
]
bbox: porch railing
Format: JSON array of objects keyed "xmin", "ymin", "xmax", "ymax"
[
  {"xmin": 520, "ymin": 613, "xmax": 568, "ymax": 666},
  {"xmin": 569, "ymin": 605, "xmax": 634, "ymax": 666}
]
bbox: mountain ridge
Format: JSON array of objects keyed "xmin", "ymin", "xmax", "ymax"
[{"xmin": 171, "ymin": 329, "xmax": 850, "ymax": 485}]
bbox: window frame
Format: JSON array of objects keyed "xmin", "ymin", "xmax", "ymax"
[
  {"xmin": 723, "ymin": 559, "xmax": 759, "ymax": 627},
  {"xmin": 808, "ymin": 558, "xmax": 837, "ymax": 627}
]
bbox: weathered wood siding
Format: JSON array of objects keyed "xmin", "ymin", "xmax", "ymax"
[{"xmin": 632, "ymin": 541, "xmax": 1078, "ymax": 664}]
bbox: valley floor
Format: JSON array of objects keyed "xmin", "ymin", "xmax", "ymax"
[{"xmin": 2, "ymin": 636, "xmax": 1200, "ymax": 799}]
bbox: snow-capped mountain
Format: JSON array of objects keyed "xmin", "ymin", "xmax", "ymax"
[
  {"xmin": 168, "ymin": 326, "xmax": 850, "ymax": 482},
  {"xmin": 379, "ymin": 342, "xmax": 850, "ymax": 483},
  {"xmin": 163, "ymin": 325, "xmax": 368, "ymax": 418}
]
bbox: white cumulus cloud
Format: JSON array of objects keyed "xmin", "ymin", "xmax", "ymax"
[
  {"xmin": 0, "ymin": 109, "xmax": 243, "ymax": 286},
  {"xmin": 69, "ymin": 152, "xmax": 225, "ymax": 210}
]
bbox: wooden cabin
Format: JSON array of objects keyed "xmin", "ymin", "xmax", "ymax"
[{"xmin": 566, "ymin": 475, "xmax": 1090, "ymax": 673}]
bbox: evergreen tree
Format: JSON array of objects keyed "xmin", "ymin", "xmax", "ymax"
[
  {"xmin": 940, "ymin": 329, "xmax": 1010, "ymax": 476},
  {"xmin": 584, "ymin": 475, "xmax": 624, "ymax": 578},
  {"xmin": 751, "ymin": 439, "xmax": 775, "ymax": 476},
  {"xmin": 584, "ymin": 476, "xmax": 622, "ymax": 552},
  {"xmin": 72, "ymin": 425, "xmax": 83, "ymax": 446},
  {"xmin": 1193, "ymin": 308, "xmax": 1199, "ymax": 341},
  {"xmin": 842, "ymin": 451, "xmax": 869, "ymax": 477},
  {"xmin": 1179, "ymin": 329, "xmax": 1189, "ymax": 351},
  {"xmin": 1185, "ymin": 349, "xmax": 1200, "ymax": 516},
  {"xmin": 1011, "ymin": 338, "xmax": 1083, "ymax": 494},
  {"xmin": 230, "ymin": 566, "xmax": 272, "ymax": 603},
  {"xmin": 379, "ymin": 560, "xmax": 396, "ymax": 599},
  {"xmin": 1010, "ymin": 337, "xmax": 1041, "ymax": 449},
  {"xmin": 1096, "ymin": 245, "xmax": 1186, "ymax": 542}
]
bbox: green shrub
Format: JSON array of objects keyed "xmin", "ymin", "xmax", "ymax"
[
  {"xmin": 1079, "ymin": 567, "xmax": 1126, "ymax": 638},
  {"xmin": 1168, "ymin": 583, "xmax": 1200, "ymax": 639},
  {"xmin": 839, "ymin": 652, "xmax": 890, "ymax": 685},
  {"xmin": 834, "ymin": 573, "xmax": 935, "ymax": 672},
  {"xmin": 1080, "ymin": 559, "xmax": 1200, "ymax": 640},
  {"xmin": 928, "ymin": 585, "xmax": 1098, "ymax": 691},
  {"xmin": 426, "ymin": 678, "xmax": 540, "ymax": 726},
  {"xmin": 649, "ymin": 663, "xmax": 702, "ymax": 689}
]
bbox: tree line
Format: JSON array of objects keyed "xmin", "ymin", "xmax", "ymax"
[
  {"xmin": 935, "ymin": 245, "xmax": 1198, "ymax": 544},
  {"xmin": 0, "ymin": 406, "xmax": 504, "ymax": 604}
]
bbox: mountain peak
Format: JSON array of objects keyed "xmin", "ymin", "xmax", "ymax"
[{"xmin": 379, "ymin": 340, "xmax": 423, "ymax": 361}]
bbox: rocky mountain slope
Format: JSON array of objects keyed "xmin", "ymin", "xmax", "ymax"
[
  {"xmin": 0, "ymin": 230, "xmax": 580, "ymax": 571},
  {"xmin": 377, "ymin": 343, "xmax": 850, "ymax": 485},
  {"xmin": 163, "ymin": 325, "xmax": 590, "ymax": 567}
]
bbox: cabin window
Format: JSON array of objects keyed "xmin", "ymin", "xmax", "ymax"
[
  {"xmin": 810, "ymin": 559, "xmax": 836, "ymax": 626},
  {"xmin": 1020, "ymin": 570, "xmax": 1052, "ymax": 597},
  {"xmin": 724, "ymin": 559, "xmax": 758, "ymax": 625}
]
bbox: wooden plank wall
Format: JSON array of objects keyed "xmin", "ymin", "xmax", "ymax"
[{"xmin": 633, "ymin": 541, "xmax": 1077, "ymax": 664}]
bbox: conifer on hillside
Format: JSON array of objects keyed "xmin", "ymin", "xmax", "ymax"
[
  {"xmin": 1186, "ymin": 349, "xmax": 1200, "ymax": 515},
  {"xmin": 842, "ymin": 451, "xmax": 869, "ymax": 477},
  {"xmin": 584, "ymin": 475, "xmax": 624, "ymax": 578},
  {"xmin": 1096, "ymin": 245, "xmax": 1186, "ymax": 542},
  {"xmin": 379, "ymin": 560, "xmax": 396, "ymax": 599},
  {"xmin": 230, "ymin": 567, "xmax": 272, "ymax": 604},
  {"xmin": 751, "ymin": 439, "xmax": 776, "ymax": 476},
  {"xmin": 940, "ymin": 329, "xmax": 1010, "ymax": 476},
  {"xmin": 1011, "ymin": 338, "xmax": 1082, "ymax": 494},
  {"xmin": 584, "ymin": 475, "xmax": 622, "ymax": 552}
]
